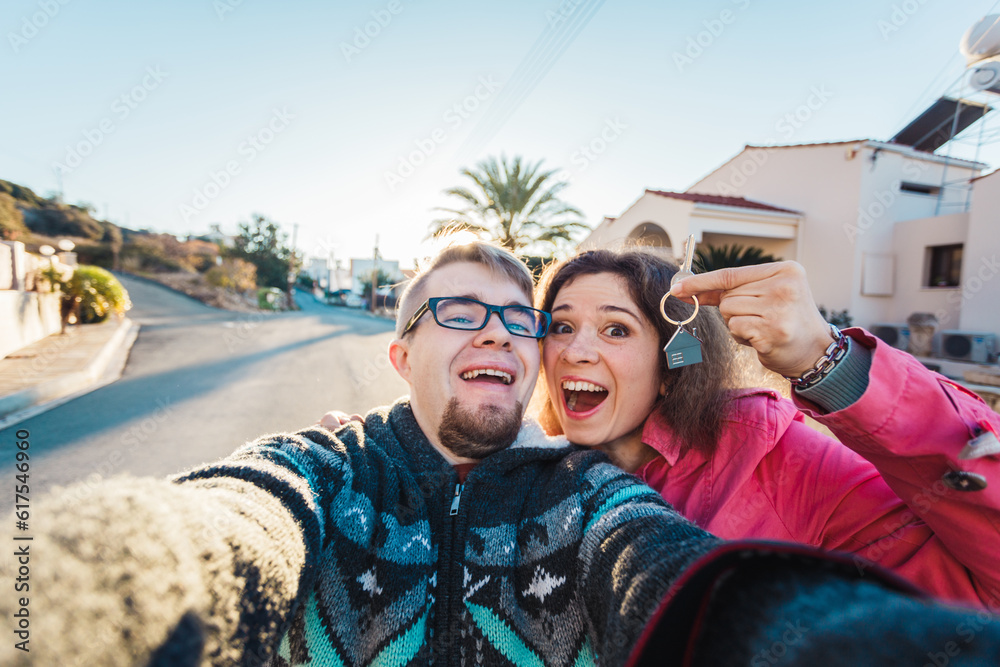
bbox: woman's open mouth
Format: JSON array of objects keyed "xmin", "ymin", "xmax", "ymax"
[{"xmin": 561, "ymin": 379, "xmax": 608, "ymax": 414}]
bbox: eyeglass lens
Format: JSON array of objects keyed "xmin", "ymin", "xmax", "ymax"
[{"xmin": 434, "ymin": 298, "xmax": 543, "ymax": 336}]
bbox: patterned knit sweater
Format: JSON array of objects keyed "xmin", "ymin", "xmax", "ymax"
[{"xmin": 0, "ymin": 400, "xmax": 720, "ymax": 667}]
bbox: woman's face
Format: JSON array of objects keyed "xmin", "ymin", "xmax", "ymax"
[{"xmin": 542, "ymin": 272, "xmax": 663, "ymax": 453}]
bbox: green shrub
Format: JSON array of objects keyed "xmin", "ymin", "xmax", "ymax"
[
  {"xmin": 257, "ymin": 287, "xmax": 283, "ymax": 310},
  {"xmin": 62, "ymin": 265, "xmax": 131, "ymax": 324},
  {"xmin": 818, "ymin": 306, "xmax": 853, "ymax": 329}
]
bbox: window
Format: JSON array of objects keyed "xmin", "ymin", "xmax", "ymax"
[
  {"xmin": 900, "ymin": 182, "xmax": 941, "ymax": 196},
  {"xmin": 925, "ymin": 244, "xmax": 962, "ymax": 287}
]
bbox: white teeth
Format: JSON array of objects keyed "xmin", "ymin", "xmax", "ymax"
[
  {"xmin": 561, "ymin": 380, "xmax": 605, "ymax": 393},
  {"xmin": 461, "ymin": 369, "xmax": 513, "ymax": 385}
]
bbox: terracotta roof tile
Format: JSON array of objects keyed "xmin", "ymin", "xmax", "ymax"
[
  {"xmin": 744, "ymin": 139, "xmax": 867, "ymax": 149},
  {"xmin": 645, "ymin": 189, "xmax": 801, "ymax": 215}
]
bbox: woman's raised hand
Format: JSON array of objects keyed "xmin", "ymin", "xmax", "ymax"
[
  {"xmin": 318, "ymin": 410, "xmax": 364, "ymax": 430},
  {"xmin": 670, "ymin": 261, "xmax": 836, "ymax": 379}
]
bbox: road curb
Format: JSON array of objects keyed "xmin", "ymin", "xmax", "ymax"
[{"xmin": 0, "ymin": 317, "xmax": 140, "ymax": 426}]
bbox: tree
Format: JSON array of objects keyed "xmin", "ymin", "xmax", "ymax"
[
  {"xmin": 693, "ymin": 243, "xmax": 779, "ymax": 272},
  {"xmin": 21, "ymin": 204, "xmax": 104, "ymax": 240},
  {"xmin": 429, "ymin": 155, "xmax": 588, "ymax": 254},
  {"xmin": 229, "ymin": 214, "xmax": 296, "ymax": 289}
]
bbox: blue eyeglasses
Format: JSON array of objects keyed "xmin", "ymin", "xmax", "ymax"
[{"xmin": 402, "ymin": 297, "xmax": 551, "ymax": 339}]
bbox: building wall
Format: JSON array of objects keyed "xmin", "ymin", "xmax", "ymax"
[
  {"xmin": 891, "ymin": 212, "xmax": 969, "ymax": 328},
  {"xmin": 578, "ymin": 195, "xmax": 694, "ymax": 260},
  {"xmin": 852, "ymin": 147, "xmax": 979, "ymax": 328},
  {"xmin": 688, "ymin": 142, "xmax": 983, "ymax": 329},
  {"xmin": 961, "ymin": 171, "xmax": 1000, "ymax": 335},
  {"xmin": 689, "ymin": 143, "xmax": 863, "ymax": 315}
]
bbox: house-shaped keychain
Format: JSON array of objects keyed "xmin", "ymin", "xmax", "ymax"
[{"xmin": 663, "ymin": 327, "xmax": 703, "ymax": 369}]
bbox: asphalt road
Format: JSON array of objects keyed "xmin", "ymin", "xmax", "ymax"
[{"xmin": 0, "ymin": 275, "xmax": 407, "ymax": 500}]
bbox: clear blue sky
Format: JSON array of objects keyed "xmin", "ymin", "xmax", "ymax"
[{"xmin": 2, "ymin": 0, "xmax": 999, "ymax": 268}]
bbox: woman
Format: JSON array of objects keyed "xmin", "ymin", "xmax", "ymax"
[{"xmin": 535, "ymin": 247, "xmax": 1000, "ymax": 609}]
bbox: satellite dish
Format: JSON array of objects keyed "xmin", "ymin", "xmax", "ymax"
[
  {"xmin": 970, "ymin": 60, "xmax": 1000, "ymax": 93},
  {"xmin": 960, "ymin": 15, "xmax": 1000, "ymax": 66}
]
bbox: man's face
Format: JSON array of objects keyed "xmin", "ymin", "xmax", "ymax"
[{"xmin": 389, "ymin": 261, "xmax": 540, "ymax": 461}]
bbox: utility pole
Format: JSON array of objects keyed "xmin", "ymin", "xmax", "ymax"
[
  {"xmin": 286, "ymin": 222, "xmax": 299, "ymax": 311},
  {"xmin": 370, "ymin": 234, "xmax": 379, "ymax": 313},
  {"xmin": 53, "ymin": 167, "xmax": 64, "ymax": 203}
]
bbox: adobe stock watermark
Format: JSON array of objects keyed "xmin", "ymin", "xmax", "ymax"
[
  {"xmin": 877, "ymin": 0, "xmax": 930, "ymax": 41},
  {"xmin": 353, "ymin": 351, "xmax": 394, "ymax": 391},
  {"xmin": 7, "ymin": 0, "xmax": 73, "ymax": 53},
  {"xmin": 383, "ymin": 76, "xmax": 502, "ymax": 191},
  {"xmin": 178, "ymin": 107, "xmax": 294, "ymax": 223},
  {"xmin": 714, "ymin": 85, "xmax": 834, "ymax": 197},
  {"xmin": 56, "ymin": 397, "xmax": 176, "ymax": 505},
  {"xmin": 15, "ymin": 328, "xmax": 76, "ymax": 383},
  {"xmin": 214, "ymin": 0, "xmax": 246, "ymax": 21},
  {"xmin": 922, "ymin": 589, "xmax": 1000, "ymax": 667},
  {"xmin": 347, "ymin": 271, "xmax": 463, "ymax": 391},
  {"xmin": 222, "ymin": 311, "xmax": 267, "ymax": 352},
  {"xmin": 571, "ymin": 117, "xmax": 627, "ymax": 171},
  {"xmin": 932, "ymin": 253, "xmax": 1000, "ymax": 329},
  {"xmin": 340, "ymin": 0, "xmax": 404, "ymax": 63},
  {"xmin": 775, "ymin": 85, "xmax": 833, "ymax": 140},
  {"xmin": 52, "ymin": 66, "xmax": 169, "ymax": 176},
  {"xmin": 750, "ymin": 619, "xmax": 810, "ymax": 666},
  {"xmin": 672, "ymin": 0, "xmax": 752, "ymax": 73},
  {"xmin": 842, "ymin": 160, "xmax": 930, "ymax": 243},
  {"xmin": 545, "ymin": 0, "xmax": 585, "ymax": 27}
]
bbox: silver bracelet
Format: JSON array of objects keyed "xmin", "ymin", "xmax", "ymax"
[{"xmin": 785, "ymin": 324, "xmax": 847, "ymax": 388}]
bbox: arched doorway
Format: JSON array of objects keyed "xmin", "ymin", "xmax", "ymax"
[{"xmin": 627, "ymin": 222, "xmax": 672, "ymax": 248}]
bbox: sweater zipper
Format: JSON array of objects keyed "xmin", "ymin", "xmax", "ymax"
[{"xmin": 440, "ymin": 479, "xmax": 465, "ymax": 665}]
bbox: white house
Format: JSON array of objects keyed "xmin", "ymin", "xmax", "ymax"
[
  {"xmin": 349, "ymin": 258, "xmax": 402, "ymax": 295},
  {"xmin": 579, "ymin": 139, "xmax": 999, "ymax": 365}
]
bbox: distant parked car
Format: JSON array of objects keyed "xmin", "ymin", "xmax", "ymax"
[
  {"xmin": 343, "ymin": 292, "xmax": 365, "ymax": 308},
  {"xmin": 325, "ymin": 289, "xmax": 355, "ymax": 307}
]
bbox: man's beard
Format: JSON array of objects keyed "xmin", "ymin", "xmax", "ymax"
[{"xmin": 437, "ymin": 397, "xmax": 523, "ymax": 460}]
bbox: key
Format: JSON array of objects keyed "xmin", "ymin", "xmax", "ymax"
[{"xmin": 670, "ymin": 234, "xmax": 696, "ymax": 288}]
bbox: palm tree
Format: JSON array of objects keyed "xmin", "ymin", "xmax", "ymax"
[
  {"xmin": 429, "ymin": 155, "xmax": 588, "ymax": 253},
  {"xmin": 693, "ymin": 243, "xmax": 779, "ymax": 272}
]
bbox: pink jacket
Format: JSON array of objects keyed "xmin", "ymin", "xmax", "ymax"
[{"xmin": 637, "ymin": 328, "xmax": 1000, "ymax": 608}]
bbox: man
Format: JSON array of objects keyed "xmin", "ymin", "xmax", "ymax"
[{"xmin": 2, "ymin": 241, "xmax": 998, "ymax": 667}]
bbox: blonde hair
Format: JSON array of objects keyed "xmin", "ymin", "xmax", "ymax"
[{"xmin": 395, "ymin": 241, "xmax": 535, "ymax": 337}]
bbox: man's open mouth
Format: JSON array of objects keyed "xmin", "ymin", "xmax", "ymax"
[
  {"xmin": 461, "ymin": 368, "xmax": 513, "ymax": 385},
  {"xmin": 562, "ymin": 380, "xmax": 608, "ymax": 413}
]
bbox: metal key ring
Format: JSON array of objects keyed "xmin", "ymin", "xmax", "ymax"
[{"xmin": 660, "ymin": 293, "xmax": 699, "ymax": 326}]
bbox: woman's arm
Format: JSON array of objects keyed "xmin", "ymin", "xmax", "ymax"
[
  {"xmin": 674, "ymin": 264, "xmax": 1000, "ymax": 607},
  {"xmin": 795, "ymin": 329, "xmax": 1000, "ymax": 607}
]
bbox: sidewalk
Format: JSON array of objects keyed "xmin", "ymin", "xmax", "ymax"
[{"xmin": 0, "ymin": 317, "xmax": 139, "ymax": 428}]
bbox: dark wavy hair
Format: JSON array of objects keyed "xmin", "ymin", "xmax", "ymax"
[{"xmin": 536, "ymin": 246, "xmax": 738, "ymax": 453}]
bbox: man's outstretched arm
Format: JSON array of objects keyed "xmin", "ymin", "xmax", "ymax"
[{"xmin": 0, "ymin": 429, "xmax": 339, "ymax": 667}]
